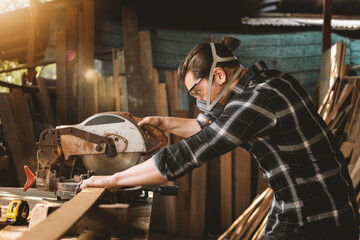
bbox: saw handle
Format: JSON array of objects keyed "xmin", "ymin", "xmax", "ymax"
[
  {"xmin": 118, "ymin": 112, "xmax": 168, "ymax": 156},
  {"xmin": 23, "ymin": 166, "xmax": 36, "ymax": 192}
]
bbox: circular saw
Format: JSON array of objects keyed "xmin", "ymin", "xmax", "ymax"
[{"xmin": 37, "ymin": 112, "xmax": 168, "ymax": 175}]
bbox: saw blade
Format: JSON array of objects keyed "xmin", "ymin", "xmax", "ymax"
[{"xmin": 81, "ymin": 152, "xmax": 140, "ymax": 175}]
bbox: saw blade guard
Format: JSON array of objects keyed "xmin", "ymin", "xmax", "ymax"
[{"xmin": 54, "ymin": 112, "xmax": 167, "ymax": 174}]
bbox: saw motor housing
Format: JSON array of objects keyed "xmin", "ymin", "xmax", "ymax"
[{"xmin": 33, "ymin": 112, "xmax": 167, "ymax": 192}]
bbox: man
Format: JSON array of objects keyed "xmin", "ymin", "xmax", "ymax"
[{"xmin": 81, "ymin": 36, "xmax": 359, "ymax": 239}]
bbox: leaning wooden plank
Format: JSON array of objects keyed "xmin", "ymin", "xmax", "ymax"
[
  {"xmin": 347, "ymin": 94, "xmax": 360, "ymax": 143},
  {"xmin": 325, "ymin": 84, "xmax": 354, "ymax": 125},
  {"xmin": 233, "ymin": 189, "xmax": 273, "ymax": 240},
  {"xmin": 350, "ymin": 156, "xmax": 360, "ymax": 189},
  {"xmin": 318, "ymin": 41, "xmax": 343, "ymax": 106},
  {"xmin": 349, "ymin": 135, "xmax": 360, "ymax": 175},
  {"xmin": 241, "ymin": 193, "xmax": 272, "ymax": 240},
  {"xmin": 252, "ymin": 212, "xmax": 269, "ymax": 240},
  {"xmin": 340, "ymin": 141, "xmax": 354, "ymax": 160},
  {"xmin": 17, "ymin": 187, "xmax": 105, "ymax": 240},
  {"xmin": 349, "ymin": 65, "xmax": 360, "ymax": 71},
  {"xmin": 217, "ymin": 188, "xmax": 271, "ymax": 240}
]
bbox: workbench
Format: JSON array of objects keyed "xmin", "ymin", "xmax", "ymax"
[{"xmin": 0, "ymin": 187, "xmax": 153, "ymax": 240}]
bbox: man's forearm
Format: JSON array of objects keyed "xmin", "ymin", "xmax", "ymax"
[
  {"xmin": 164, "ymin": 117, "xmax": 201, "ymax": 138},
  {"xmin": 112, "ymin": 158, "xmax": 168, "ymax": 187},
  {"xmin": 80, "ymin": 158, "xmax": 168, "ymax": 190}
]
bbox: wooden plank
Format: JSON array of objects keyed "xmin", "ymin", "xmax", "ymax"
[
  {"xmin": 188, "ymin": 162, "xmax": 208, "ymax": 238},
  {"xmin": 82, "ymin": 0, "xmax": 96, "ymax": 119},
  {"xmin": 233, "ymin": 147, "xmax": 252, "ymax": 218},
  {"xmin": 220, "ymin": 151, "xmax": 233, "ymax": 231},
  {"xmin": 18, "ymin": 188, "xmax": 105, "ymax": 240},
  {"xmin": 325, "ymin": 83, "xmax": 354, "ymax": 125},
  {"xmin": 55, "ymin": 29, "xmax": 67, "ymax": 125},
  {"xmin": 139, "ymin": 30, "xmax": 157, "ymax": 116},
  {"xmin": 347, "ymin": 93, "xmax": 360, "ymax": 143},
  {"xmin": 37, "ymin": 78, "xmax": 56, "ymax": 128},
  {"xmin": 9, "ymin": 89, "xmax": 38, "ymax": 173},
  {"xmin": 349, "ymin": 133, "xmax": 360, "ymax": 174},
  {"xmin": 318, "ymin": 41, "xmax": 343, "ymax": 106},
  {"xmin": 217, "ymin": 188, "xmax": 271, "ymax": 240},
  {"xmin": 122, "ymin": 6, "xmax": 156, "ymax": 117},
  {"xmin": 0, "ymin": 78, "xmax": 48, "ymax": 92},
  {"xmin": 66, "ymin": 7, "xmax": 79, "ymax": 123},
  {"xmin": 165, "ymin": 71, "xmax": 181, "ymax": 117},
  {"xmin": 350, "ymin": 156, "xmax": 360, "ymax": 189},
  {"xmin": 340, "ymin": 141, "xmax": 354, "ymax": 160},
  {"xmin": 27, "ymin": 0, "xmax": 38, "ymax": 84},
  {"xmin": 322, "ymin": 0, "xmax": 332, "ymax": 53},
  {"xmin": 0, "ymin": 94, "xmax": 27, "ymax": 184},
  {"xmin": 24, "ymin": 92, "xmax": 40, "ymax": 137},
  {"xmin": 0, "ymin": 155, "xmax": 9, "ymax": 170},
  {"xmin": 205, "ymin": 157, "xmax": 221, "ymax": 236},
  {"xmin": 112, "ymin": 49, "xmax": 121, "ymax": 111},
  {"xmin": 118, "ymin": 50, "xmax": 129, "ymax": 112},
  {"xmin": 77, "ymin": 11, "xmax": 85, "ymax": 121},
  {"xmin": 173, "ymin": 110, "xmax": 190, "ymax": 236}
]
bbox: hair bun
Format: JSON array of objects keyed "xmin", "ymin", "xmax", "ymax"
[{"xmin": 220, "ymin": 36, "xmax": 241, "ymax": 52}]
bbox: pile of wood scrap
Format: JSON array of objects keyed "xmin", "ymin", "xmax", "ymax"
[
  {"xmin": 316, "ymin": 44, "xmax": 360, "ymax": 200},
  {"xmin": 217, "ymin": 188, "xmax": 273, "ymax": 240}
]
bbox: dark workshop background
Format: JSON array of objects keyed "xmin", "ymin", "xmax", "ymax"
[{"xmin": 0, "ymin": 0, "xmax": 360, "ymax": 239}]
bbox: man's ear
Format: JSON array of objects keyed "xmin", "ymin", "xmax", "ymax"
[{"xmin": 213, "ymin": 67, "xmax": 227, "ymax": 85}]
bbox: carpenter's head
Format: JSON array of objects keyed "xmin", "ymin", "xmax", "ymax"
[{"xmin": 178, "ymin": 36, "xmax": 241, "ymax": 104}]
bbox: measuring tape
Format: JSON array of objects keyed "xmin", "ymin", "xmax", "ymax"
[{"xmin": 5, "ymin": 200, "xmax": 29, "ymax": 225}]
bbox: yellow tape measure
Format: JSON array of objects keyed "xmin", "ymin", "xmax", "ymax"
[{"xmin": 5, "ymin": 200, "xmax": 29, "ymax": 225}]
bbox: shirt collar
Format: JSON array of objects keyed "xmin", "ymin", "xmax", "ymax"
[{"xmin": 231, "ymin": 60, "xmax": 268, "ymax": 96}]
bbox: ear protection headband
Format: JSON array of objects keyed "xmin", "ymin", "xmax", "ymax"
[{"xmin": 206, "ymin": 43, "xmax": 244, "ymax": 111}]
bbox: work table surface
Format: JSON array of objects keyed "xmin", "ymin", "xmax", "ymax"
[{"xmin": 0, "ymin": 187, "xmax": 152, "ymax": 240}]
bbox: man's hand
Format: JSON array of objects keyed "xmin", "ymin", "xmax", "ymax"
[
  {"xmin": 80, "ymin": 175, "xmax": 119, "ymax": 192},
  {"xmin": 138, "ymin": 116, "xmax": 166, "ymax": 131},
  {"xmin": 138, "ymin": 116, "xmax": 201, "ymax": 139}
]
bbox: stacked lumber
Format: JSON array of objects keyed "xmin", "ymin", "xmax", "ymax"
[{"xmin": 217, "ymin": 188, "xmax": 273, "ymax": 240}]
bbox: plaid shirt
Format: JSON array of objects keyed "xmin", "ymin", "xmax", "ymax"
[{"xmin": 153, "ymin": 61, "xmax": 359, "ymax": 234}]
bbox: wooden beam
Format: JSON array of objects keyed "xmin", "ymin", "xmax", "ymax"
[
  {"xmin": 0, "ymin": 92, "xmax": 36, "ymax": 184},
  {"xmin": 220, "ymin": 151, "xmax": 233, "ymax": 231},
  {"xmin": 122, "ymin": 6, "xmax": 156, "ymax": 117},
  {"xmin": 37, "ymin": 78, "xmax": 56, "ymax": 128},
  {"xmin": 77, "ymin": 11, "xmax": 84, "ymax": 121},
  {"xmin": 139, "ymin": 30, "xmax": 157, "ymax": 116},
  {"xmin": 0, "ymin": 156, "xmax": 9, "ymax": 170},
  {"xmin": 112, "ymin": 49, "xmax": 121, "ymax": 111},
  {"xmin": 56, "ymin": 29, "xmax": 67, "ymax": 125},
  {"xmin": 0, "ymin": 61, "xmax": 55, "ymax": 75},
  {"xmin": 27, "ymin": 0, "xmax": 38, "ymax": 84},
  {"xmin": 318, "ymin": 41, "xmax": 343, "ymax": 106},
  {"xmin": 233, "ymin": 147, "xmax": 252, "ymax": 218},
  {"xmin": 322, "ymin": 0, "xmax": 332, "ymax": 53},
  {"xmin": 82, "ymin": 0, "xmax": 96, "ymax": 119},
  {"xmin": 0, "ymin": 34, "xmax": 27, "ymax": 51},
  {"xmin": 66, "ymin": 7, "xmax": 79, "ymax": 123},
  {"xmin": 188, "ymin": 163, "xmax": 208, "ymax": 237},
  {"xmin": 18, "ymin": 188, "xmax": 105, "ymax": 240}
]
